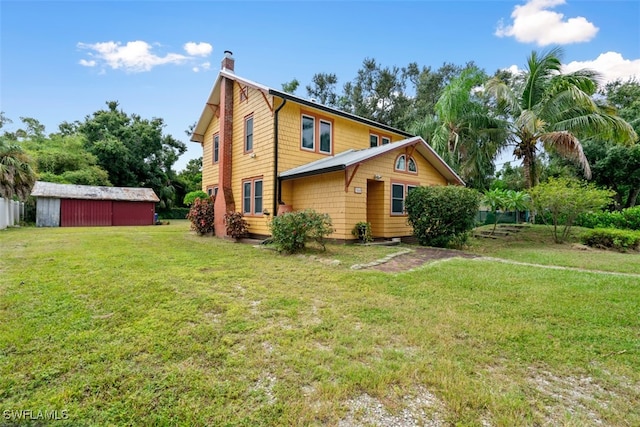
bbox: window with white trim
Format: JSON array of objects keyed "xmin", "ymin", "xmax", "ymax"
[
  {"xmin": 391, "ymin": 182, "xmax": 417, "ymax": 215},
  {"xmin": 301, "ymin": 113, "xmax": 332, "ymax": 154},
  {"xmin": 245, "ymin": 115, "xmax": 254, "ymax": 153},
  {"xmin": 242, "ymin": 178, "xmax": 263, "ymax": 215},
  {"xmin": 370, "ymin": 132, "xmax": 391, "ymax": 147},
  {"xmin": 213, "ymin": 133, "xmax": 219, "ymax": 164},
  {"xmin": 395, "ymin": 154, "xmax": 417, "ymax": 173},
  {"xmin": 206, "ymin": 186, "xmax": 218, "ymax": 198},
  {"xmin": 370, "ymin": 134, "xmax": 379, "ymax": 148},
  {"xmin": 302, "ymin": 115, "xmax": 315, "ymax": 150}
]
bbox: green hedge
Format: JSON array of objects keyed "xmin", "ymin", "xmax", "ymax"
[
  {"xmin": 158, "ymin": 208, "xmax": 190, "ymax": 220},
  {"xmin": 575, "ymin": 206, "xmax": 640, "ymax": 231},
  {"xmin": 580, "ymin": 228, "xmax": 640, "ymax": 252}
]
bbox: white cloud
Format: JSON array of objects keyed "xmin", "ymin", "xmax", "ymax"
[
  {"xmin": 501, "ymin": 52, "xmax": 639, "ymax": 85},
  {"xmin": 563, "ymin": 52, "xmax": 640, "ymax": 84},
  {"xmin": 79, "ymin": 59, "xmax": 96, "ymax": 67},
  {"xmin": 496, "ymin": 0, "xmax": 599, "ymax": 46},
  {"xmin": 184, "ymin": 42, "xmax": 212, "ymax": 57},
  {"xmin": 78, "ymin": 40, "xmax": 213, "ymax": 73}
]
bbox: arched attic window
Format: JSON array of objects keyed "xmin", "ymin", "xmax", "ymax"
[{"xmin": 395, "ymin": 154, "xmax": 418, "ymax": 173}]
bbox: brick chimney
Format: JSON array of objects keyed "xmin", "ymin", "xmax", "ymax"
[
  {"xmin": 214, "ymin": 51, "xmax": 236, "ymax": 237},
  {"xmin": 221, "ymin": 50, "xmax": 234, "ymax": 72}
]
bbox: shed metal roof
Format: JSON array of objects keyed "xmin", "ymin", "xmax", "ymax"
[
  {"xmin": 31, "ymin": 181, "xmax": 160, "ymax": 202},
  {"xmin": 279, "ymin": 136, "xmax": 465, "ymax": 185}
]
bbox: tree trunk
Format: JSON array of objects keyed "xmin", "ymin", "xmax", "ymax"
[{"xmin": 625, "ymin": 187, "xmax": 640, "ymax": 209}]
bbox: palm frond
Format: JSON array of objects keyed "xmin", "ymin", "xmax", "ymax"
[{"xmin": 540, "ymin": 131, "xmax": 591, "ymax": 178}]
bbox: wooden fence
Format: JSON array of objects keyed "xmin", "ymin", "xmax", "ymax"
[{"xmin": 0, "ymin": 198, "xmax": 24, "ymax": 230}]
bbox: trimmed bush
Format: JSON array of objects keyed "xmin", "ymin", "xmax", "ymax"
[
  {"xmin": 183, "ymin": 190, "xmax": 209, "ymax": 206},
  {"xmin": 576, "ymin": 206, "xmax": 640, "ymax": 231},
  {"xmin": 405, "ymin": 186, "xmax": 480, "ymax": 248},
  {"xmin": 186, "ymin": 197, "xmax": 215, "ymax": 235},
  {"xmin": 269, "ymin": 209, "xmax": 334, "ymax": 253},
  {"xmin": 580, "ymin": 228, "xmax": 640, "ymax": 252}
]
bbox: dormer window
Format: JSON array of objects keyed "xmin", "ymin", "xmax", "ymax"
[{"xmin": 370, "ymin": 132, "xmax": 391, "ymax": 147}]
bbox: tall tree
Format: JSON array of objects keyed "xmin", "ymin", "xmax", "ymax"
[
  {"xmin": 0, "ymin": 139, "xmax": 36, "ymax": 200},
  {"xmin": 412, "ymin": 67, "xmax": 506, "ymax": 190},
  {"xmin": 0, "ymin": 116, "xmax": 37, "ymax": 199},
  {"xmin": 485, "ymin": 48, "xmax": 637, "ymax": 188},
  {"xmin": 341, "ymin": 58, "xmax": 413, "ymax": 128},
  {"xmin": 306, "ymin": 73, "xmax": 339, "ymax": 107},
  {"xmin": 78, "ymin": 101, "xmax": 187, "ymax": 208},
  {"xmin": 21, "ymin": 133, "xmax": 111, "ymax": 186}
]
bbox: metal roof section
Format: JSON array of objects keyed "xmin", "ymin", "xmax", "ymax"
[
  {"xmin": 280, "ymin": 137, "xmax": 465, "ymax": 186},
  {"xmin": 267, "ymin": 88, "xmax": 413, "ymax": 138},
  {"xmin": 31, "ymin": 181, "xmax": 160, "ymax": 202},
  {"xmin": 190, "ymin": 70, "xmax": 413, "ymax": 143}
]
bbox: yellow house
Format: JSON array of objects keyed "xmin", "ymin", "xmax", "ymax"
[{"xmin": 190, "ymin": 51, "xmax": 464, "ymax": 241}]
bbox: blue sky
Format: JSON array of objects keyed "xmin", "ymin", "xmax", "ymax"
[{"xmin": 1, "ymin": 0, "xmax": 639, "ymax": 171}]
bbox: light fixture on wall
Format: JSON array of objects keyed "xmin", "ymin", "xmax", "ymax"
[{"xmin": 374, "ymin": 174, "xmax": 382, "ymax": 180}]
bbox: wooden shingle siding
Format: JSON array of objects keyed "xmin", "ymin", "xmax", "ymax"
[
  {"xmin": 230, "ymin": 86, "xmax": 274, "ymax": 235},
  {"xmin": 288, "ymin": 171, "xmax": 347, "ymax": 239},
  {"xmin": 202, "ymin": 114, "xmax": 220, "ymax": 192}
]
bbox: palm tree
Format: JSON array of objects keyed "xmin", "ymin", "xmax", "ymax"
[
  {"xmin": 412, "ymin": 67, "xmax": 507, "ymax": 190},
  {"xmin": 485, "ymin": 47, "xmax": 637, "ymax": 189},
  {"xmin": 0, "ymin": 139, "xmax": 36, "ymax": 200}
]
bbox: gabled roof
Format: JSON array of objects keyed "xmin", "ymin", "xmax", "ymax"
[
  {"xmin": 31, "ymin": 181, "xmax": 160, "ymax": 202},
  {"xmin": 190, "ymin": 70, "xmax": 413, "ymax": 143},
  {"xmin": 280, "ymin": 136, "xmax": 465, "ymax": 186}
]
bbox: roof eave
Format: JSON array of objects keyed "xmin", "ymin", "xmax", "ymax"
[
  {"xmin": 280, "ymin": 164, "xmax": 346, "ymax": 181},
  {"xmin": 268, "ymin": 89, "xmax": 414, "ymax": 138}
]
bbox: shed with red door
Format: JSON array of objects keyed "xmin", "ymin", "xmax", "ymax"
[{"xmin": 31, "ymin": 181, "xmax": 159, "ymax": 227}]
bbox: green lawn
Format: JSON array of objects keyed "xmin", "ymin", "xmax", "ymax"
[{"xmin": 1, "ymin": 221, "xmax": 638, "ymax": 426}]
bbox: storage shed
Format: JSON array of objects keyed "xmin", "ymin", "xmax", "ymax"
[{"xmin": 31, "ymin": 181, "xmax": 160, "ymax": 227}]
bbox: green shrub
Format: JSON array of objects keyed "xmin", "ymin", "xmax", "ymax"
[
  {"xmin": 624, "ymin": 206, "xmax": 640, "ymax": 230},
  {"xmin": 269, "ymin": 209, "xmax": 334, "ymax": 253},
  {"xmin": 224, "ymin": 211, "xmax": 249, "ymax": 239},
  {"xmin": 186, "ymin": 197, "xmax": 215, "ymax": 235},
  {"xmin": 183, "ymin": 190, "xmax": 209, "ymax": 206},
  {"xmin": 405, "ymin": 186, "xmax": 480, "ymax": 248},
  {"xmin": 580, "ymin": 228, "xmax": 640, "ymax": 252},
  {"xmin": 529, "ymin": 178, "xmax": 614, "ymax": 243},
  {"xmin": 351, "ymin": 221, "xmax": 373, "ymax": 243},
  {"xmin": 575, "ymin": 206, "xmax": 640, "ymax": 231}
]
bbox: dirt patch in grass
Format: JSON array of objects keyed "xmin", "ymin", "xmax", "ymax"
[{"xmin": 364, "ymin": 247, "xmax": 479, "ymax": 272}]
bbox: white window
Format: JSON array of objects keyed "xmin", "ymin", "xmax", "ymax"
[
  {"xmin": 320, "ymin": 120, "xmax": 332, "ymax": 153},
  {"xmin": 302, "ymin": 115, "xmax": 315, "ymax": 150},
  {"xmin": 245, "ymin": 115, "xmax": 254, "ymax": 152},
  {"xmin": 242, "ymin": 178, "xmax": 263, "ymax": 215},
  {"xmin": 213, "ymin": 134, "xmax": 219, "ymax": 164},
  {"xmin": 301, "ymin": 114, "xmax": 332, "ymax": 154},
  {"xmin": 370, "ymin": 134, "xmax": 379, "ymax": 147},
  {"xmin": 391, "ymin": 183, "xmax": 417, "ymax": 215}
]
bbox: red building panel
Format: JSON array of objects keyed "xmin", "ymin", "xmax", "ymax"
[
  {"xmin": 61, "ymin": 199, "xmax": 112, "ymax": 227},
  {"xmin": 112, "ymin": 201, "xmax": 155, "ymax": 226}
]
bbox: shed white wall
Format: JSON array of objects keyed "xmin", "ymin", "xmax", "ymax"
[{"xmin": 36, "ymin": 198, "xmax": 61, "ymax": 227}]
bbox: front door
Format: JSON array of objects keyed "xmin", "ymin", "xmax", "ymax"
[{"xmin": 366, "ymin": 180, "xmax": 384, "ymax": 238}]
